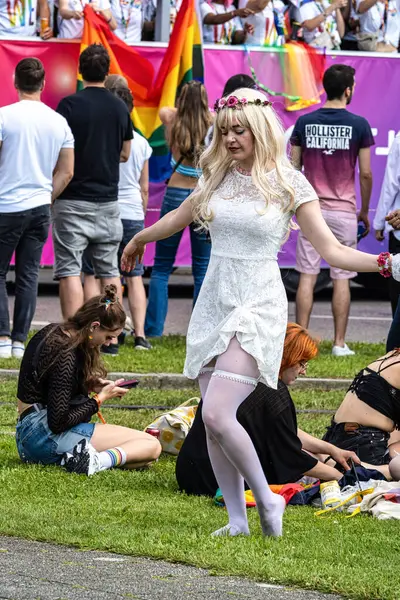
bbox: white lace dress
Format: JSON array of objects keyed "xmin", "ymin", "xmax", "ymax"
[{"xmin": 183, "ymin": 167, "xmax": 318, "ymax": 389}]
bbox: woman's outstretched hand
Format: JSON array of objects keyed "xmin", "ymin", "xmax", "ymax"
[{"xmin": 121, "ymin": 235, "xmax": 146, "ymax": 273}]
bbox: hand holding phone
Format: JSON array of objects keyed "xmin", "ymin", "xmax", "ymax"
[{"xmin": 117, "ymin": 379, "xmax": 140, "ymax": 389}]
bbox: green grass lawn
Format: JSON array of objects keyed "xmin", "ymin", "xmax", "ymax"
[
  {"xmin": 0, "ymin": 335, "xmax": 387, "ymax": 379},
  {"xmin": 1, "ymin": 379, "xmax": 399, "ymax": 599}
]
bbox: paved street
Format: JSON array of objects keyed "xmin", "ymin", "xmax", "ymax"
[
  {"xmin": 7, "ymin": 272, "xmax": 393, "ymax": 343},
  {"xmin": 0, "ymin": 536, "xmax": 340, "ymax": 600}
]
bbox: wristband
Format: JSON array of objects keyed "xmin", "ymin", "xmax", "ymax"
[
  {"xmin": 107, "ymin": 16, "xmax": 112, "ymax": 23},
  {"xmin": 92, "ymin": 393, "xmax": 101, "ymax": 408},
  {"xmin": 92, "ymin": 393, "xmax": 107, "ymax": 424}
]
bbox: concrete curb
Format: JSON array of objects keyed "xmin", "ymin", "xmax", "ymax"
[{"xmin": 0, "ymin": 368, "xmax": 351, "ymax": 390}]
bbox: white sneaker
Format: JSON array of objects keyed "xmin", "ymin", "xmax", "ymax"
[
  {"xmin": 0, "ymin": 339, "xmax": 12, "ymax": 359},
  {"xmin": 61, "ymin": 439, "xmax": 101, "ymax": 476},
  {"xmin": 332, "ymin": 343, "xmax": 355, "ymax": 357},
  {"xmin": 12, "ymin": 341, "xmax": 25, "ymax": 360}
]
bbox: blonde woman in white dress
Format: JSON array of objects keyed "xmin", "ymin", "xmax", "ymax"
[{"xmin": 122, "ymin": 88, "xmax": 400, "ymax": 538}]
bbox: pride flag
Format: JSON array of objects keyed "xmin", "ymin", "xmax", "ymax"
[
  {"xmin": 78, "ymin": 6, "xmax": 154, "ymax": 103},
  {"xmin": 79, "ymin": 1, "xmax": 202, "ymax": 182},
  {"xmin": 134, "ymin": 0, "xmax": 203, "ymax": 181}
]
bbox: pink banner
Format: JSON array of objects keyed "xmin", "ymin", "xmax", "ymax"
[{"xmin": 1, "ymin": 40, "xmax": 399, "ymax": 266}]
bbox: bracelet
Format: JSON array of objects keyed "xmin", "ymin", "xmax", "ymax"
[
  {"xmin": 92, "ymin": 393, "xmax": 107, "ymax": 424},
  {"xmin": 92, "ymin": 393, "xmax": 101, "ymax": 408},
  {"xmin": 377, "ymin": 251, "xmax": 392, "ymax": 278}
]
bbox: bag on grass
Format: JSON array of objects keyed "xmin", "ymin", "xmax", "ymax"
[{"xmin": 145, "ymin": 397, "xmax": 200, "ymax": 455}]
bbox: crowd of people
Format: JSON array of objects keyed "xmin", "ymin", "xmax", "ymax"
[
  {"xmin": 1, "ymin": 0, "xmax": 400, "ymax": 52},
  {"xmin": 3, "ymin": 41, "xmax": 400, "ymax": 540}
]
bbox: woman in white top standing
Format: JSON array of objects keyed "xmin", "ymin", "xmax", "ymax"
[
  {"xmin": 200, "ymin": 0, "xmax": 253, "ymax": 44},
  {"xmin": 239, "ymin": 0, "xmax": 287, "ymax": 46},
  {"xmin": 109, "ymin": 0, "xmax": 155, "ymax": 44},
  {"xmin": 122, "ymin": 87, "xmax": 400, "ymax": 538},
  {"xmin": 356, "ymin": 0, "xmax": 400, "ymax": 52},
  {"xmin": 58, "ymin": 0, "xmax": 116, "ymax": 38},
  {"xmin": 299, "ymin": 0, "xmax": 347, "ymax": 49}
]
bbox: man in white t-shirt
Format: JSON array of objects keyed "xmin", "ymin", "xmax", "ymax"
[
  {"xmin": 201, "ymin": 0, "xmax": 253, "ymax": 44},
  {"xmin": 0, "ymin": 58, "xmax": 74, "ymax": 360},
  {"xmin": 0, "ymin": 0, "xmax": 53, "ymax": 37},
  {"xmin": 299, "ymin": 0, "xmax": 346, "ymax": 48},
  {"xmin": 58, "ymin": 0, "xmax": 116, "ymax": 38},
  {"xmin": 356, "ymin": 0, "xmax": 400, "ymax": 51}
]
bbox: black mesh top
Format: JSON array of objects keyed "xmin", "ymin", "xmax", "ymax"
[
  {"xmin": 17, "ymin": 325, "xmax": 98, "ymax": 434},
  {"xmin": 348, "ymin": 358, "xmax": 400, "ymax": 430}
]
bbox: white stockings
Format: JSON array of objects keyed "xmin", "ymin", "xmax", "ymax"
[{"xmin": 199, "ymin": 337, "xmax": 285, "ymax": 537}]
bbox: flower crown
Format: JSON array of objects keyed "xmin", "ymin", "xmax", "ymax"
[{"xmin": 213, "ymin": 95, "xmax": 271, "ymax": 113}]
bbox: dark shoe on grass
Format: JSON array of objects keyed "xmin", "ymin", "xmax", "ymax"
[
  {"xmin": 134, "ymin": 336, "xmax": 152, "ymax": 350},
  {"xmin": 101, "ymin": 343, "xmax": 119, "ymax": 356}
]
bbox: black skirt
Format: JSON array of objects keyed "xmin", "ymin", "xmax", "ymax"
[{"xmin": 175, "ymin": 381, "xmax": 318, "ymax": 497}]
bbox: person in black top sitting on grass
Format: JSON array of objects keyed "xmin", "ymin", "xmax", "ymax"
[
  {"xmin": 16, "ymin": 285, "xmax": 161, "ymax": 476},
  {"xmin": 176, "ymin": 323, "xmax": 360, "ymax": 497},
  {"xmin": 324, "ymin": 350, "xmax": 400, "ymax": 479}
]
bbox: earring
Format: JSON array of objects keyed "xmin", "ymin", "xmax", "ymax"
[{"xmin": 88, "ymin": 328, "xmax": 93, "ymax": 341}]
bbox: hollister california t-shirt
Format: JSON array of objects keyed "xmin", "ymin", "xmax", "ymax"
[{"xmin": 290, "ymin": 108, "xmax": 375, "ymax": 213}]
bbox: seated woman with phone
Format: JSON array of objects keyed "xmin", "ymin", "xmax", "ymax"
[{"xmin": 16, "ymin": 285, "xmax": 161, "ymax": 476}]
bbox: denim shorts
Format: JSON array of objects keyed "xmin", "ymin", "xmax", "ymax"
[
  {"xmin": 82, "ymin": 219, "xmax": 144, "ymax": 278},
  {"xmin": 15, "ymin": 408, "xmax": 95, "ymax": 465},
  {"xmin": 323, "ymin": 420, "xmax": 391, "ymax": 465},
  {"xmin": 52, "ymin": 199, "xmax": 123, "ymax": 279}
]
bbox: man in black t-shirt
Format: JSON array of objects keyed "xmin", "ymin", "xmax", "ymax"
[{"xmin": 53, "ymin": 44, "xmax": 133, "ymax": 321}]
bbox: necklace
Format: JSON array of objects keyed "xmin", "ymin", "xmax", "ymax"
[{"xmin": 236, "ymin": 164, "xmax": 252, "ymax": 176}]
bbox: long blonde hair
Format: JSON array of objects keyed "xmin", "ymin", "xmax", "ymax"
[
  {"xmin": 169, "ymin": 80, "xmax": 213, "ymax": 159},
  {"xmin": 191, "ymin": 88, "xmax": 295, "ymax": 226}
]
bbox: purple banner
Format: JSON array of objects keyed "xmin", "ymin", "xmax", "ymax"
[{"xmin": 1, "ymin": 41, "xmax": 399, "ymax": 266}]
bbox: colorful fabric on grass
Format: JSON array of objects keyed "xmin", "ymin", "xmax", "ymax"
[{"xmin": 79, "ymin": 1, "xmax": 202, "ymax": 183}]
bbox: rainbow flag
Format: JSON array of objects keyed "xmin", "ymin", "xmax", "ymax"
[
  {"xmin": 78, "ymin": 6, "xmax": 154, "ymax": 103},
  {"xmin": 134, "ymin": 0, "xmax": 203, "ymax": 181},
  {"xmin": 79, "ymin": 1, "xmax": 202, "ymax": 182}
]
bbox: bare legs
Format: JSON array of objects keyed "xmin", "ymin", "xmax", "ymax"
[
  {"xmin": 83, "ymin": 275, "xmax": 101, "ymax": 302},
  {"xmin": 126, "ymin": 276, "xmax": 147, "ymax": 339},
  {"xmin": 296, "ymin": 274, "xmax": 352, "ymax": 349},
  {"xmin": 59, "ymin": 277, "xmax": 84, "ymax": 320},
  {"xmin": 296, "ymin": 273, "xmax": 317, "ymax": 329},
  {"xmin": 200, "ymin": 337, "xmax": 285, "ymax": 537},
  {"xmin": 60, "ymin": 276, "xmax": 123, "ymax": 320},
  {"xmin": 91, "ymin": 424, "xmax": 161, "ymax": 469},
  {"xmin": 331, "ymin": 279, "xmax": 351, "ymax": 348}
]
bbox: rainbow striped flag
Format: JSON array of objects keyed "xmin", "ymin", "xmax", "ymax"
[
  {"xmin": 78, "ymin": 6, "xmax": 154, "ymax": 102},
  {"xmin": 79, "ymin": 1, "xmax": 202, "ymax": 182}
]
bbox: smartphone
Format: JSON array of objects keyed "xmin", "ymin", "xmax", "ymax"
[
  {"xmin": 357, "ymin": 222, "xmax": 367, "ymax": 242},
  {"xmin": 118, "ymin": 379, "xmax": 140, "ymax": 389}
]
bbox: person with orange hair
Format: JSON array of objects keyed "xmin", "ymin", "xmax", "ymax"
[{"xmin": 175, "ymin": 323, "xmax": 359, "ymax": 498}]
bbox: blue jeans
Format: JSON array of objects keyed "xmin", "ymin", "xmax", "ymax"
[
  {"xmin": 145, "ymin": 187, "xmax": 211, "ymax": 337},
  {"xmin": 0, "ymin": 205, "xmax": 50, "ymax": 342},
  {"xmin": 16, "ymin": 407, "xmax": 95, "ymax": 465}
]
